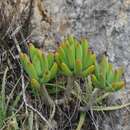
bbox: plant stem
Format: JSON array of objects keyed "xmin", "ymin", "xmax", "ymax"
[
  {"xmin": 65, "ymin": 76, "xmax": 74, "ymax": 97},
  {"xmin": 40, "ymin": 85, "xmax": 56, "ymax": 130},
  {"xmin": 76, "ymin": 112, "xmax": 86, "ymax": 130},
  {"xmin": 40, "ymin": 85, "xmax": 54, "ymax": 106}
]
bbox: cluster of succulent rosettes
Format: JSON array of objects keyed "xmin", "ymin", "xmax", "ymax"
[
  {"xmin": 55, "ymin": 36, "xmax": 96, "ymax": 77},
  {"xmin": 92, "ymin": 55, "xmax": 125, "ymax": 92},
  {"xmin": 19, "ymin": 36, "xmax": 125, "ymax": 93},
  {"xmin": 20, "ymin": 44, "xmax": 58, "ymax": 89}
]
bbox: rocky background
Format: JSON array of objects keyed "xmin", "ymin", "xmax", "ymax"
[{"xmin": 0, "ymin": 0, "xmax": 130, "ymax": 130}]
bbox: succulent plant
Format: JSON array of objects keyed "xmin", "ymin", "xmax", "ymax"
[
  {"xmin": 92, "ymin": 55, "xmax": 125, "ymax": 92},
  {"xmin": 20, "ymin": 44, "xmax": 58, "ymax": 89},
  {"xmin": 55, "ymin": 36, "xmax": 96, "ymax": 77},
  {"xmin": 19, "ymin": 38, "xmax": 125, "ymax": 93}
]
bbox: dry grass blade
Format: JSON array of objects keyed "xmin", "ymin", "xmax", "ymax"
[
  {"xmin": 0, "ymin": 67, "xmax": 8, "ymax": 127},
  {"xmin": 1, "ymin": 67, "xmax": 8, "ymax": 112},
  {"xmin": 28, "ymin": 110, "xmax": 34, "ymax": 130},
  {"xmin": 26, "ymin": 104, "xmax": 52, "ymax": 128},
  {"xmin": 91, "ymin": 102, "xmax": 130, "ymax": 111}
]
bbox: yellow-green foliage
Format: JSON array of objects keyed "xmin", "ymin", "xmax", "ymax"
[
  {"xmin": 92, "ymin": 56, "xmax": 125, "ymax": 91},
  {"xmin": 19, "ymin": 36, "xmax": 125, "ymax": 92},
  {"xmin": 55, "ymin": 36, "xmax": 95, "ymax": 77},
  {"xmin": 20, "ymin": 44, "xmax": 58, "ymax": 89}
]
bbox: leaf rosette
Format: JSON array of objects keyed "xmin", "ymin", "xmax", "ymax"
[
  {"xmin": 20, "ymin": 44, "xmax": 58, "ymax": 89},
  {"xmin": 92, "ymin": 55, "xmax": 125, "ymax": 91},
  {"xmin": 55, "ymin": 36, "xmax": 96, "ymax": 77}
]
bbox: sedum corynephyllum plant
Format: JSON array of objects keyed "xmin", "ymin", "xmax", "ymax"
[
  {"xmin": 92, "ymin": 55, "xmax": 125, "ymax": 92},
  {"xmin": 19, "ymin": 36, "xmax": 125, "ymax": 95},
  {"xmin": 55, "ymin": 36, "xmax": 96, "ymax": 77},
  {"xmin": 20, "ymin": 43, "xmax": 58, "ymax": 90}
]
